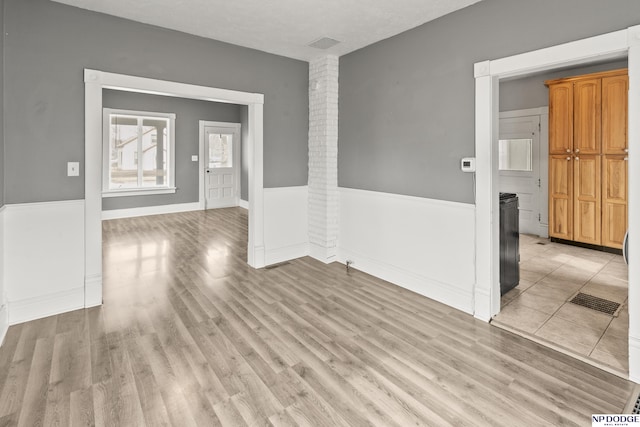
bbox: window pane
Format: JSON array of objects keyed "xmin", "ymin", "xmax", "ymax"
[
  {"xmin": 141, "ymin": 118, "xmax": 169, "ymax": 187},
  {"xmin": 208, "ymin": 133, "xmax": 233, "ymax": 168},
  {"xmin": 109, "ymin": 116, "xmax": 139, "ymax": 189},
  {"xmin": 499, "ymin": 138, "xmax": 533, "ymax": 171}
]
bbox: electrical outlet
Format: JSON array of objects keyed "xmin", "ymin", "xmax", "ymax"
[{"xmin": 67, "ymin": 162, "xmax": 80, "ymax": 176}]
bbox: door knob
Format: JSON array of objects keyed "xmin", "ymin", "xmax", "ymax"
[
  {"xmin": 575, "ymin": 148, "xmax": 580, "ymax": 153},
  {"xmin": 566, "ymin": 149, "xmax": 571, "ymax": 153},
  {"xmin": 206, "ymin": 170, "xmax": 210, "ymax": 173}
]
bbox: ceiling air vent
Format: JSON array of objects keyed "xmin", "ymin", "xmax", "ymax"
[{"xmin": 308, "ymin": 37, "xmax": 340, "ymax": 50}]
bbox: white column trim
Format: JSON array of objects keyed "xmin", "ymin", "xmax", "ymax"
[{"xmin": 474, "ymin": 24, "xmax": 640, "ymax": 381}]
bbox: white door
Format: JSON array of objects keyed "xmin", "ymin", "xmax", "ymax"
[
  {"xmin": 204, "ymin": 126, "xmax": 239, "ymax": 209},
  {"xmin": 498, "ymin": 115, "xmax": 541, "ymax": 236}
]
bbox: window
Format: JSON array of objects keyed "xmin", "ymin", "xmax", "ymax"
[{"xmin": 103, "ymin": 109, "xmax": 176, "ymax": 197}]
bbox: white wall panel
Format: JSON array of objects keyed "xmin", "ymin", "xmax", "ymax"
[
  {"xmin": 338, "ymin": 188, "xmax": 476, "ymax": 314},
  {"xmin": 5, "ymin": 200, "xmax": 85, "ymax": 324},
  {"xmin": 264, "ymin": 186, "xmax": 309, "ymax": 265}
]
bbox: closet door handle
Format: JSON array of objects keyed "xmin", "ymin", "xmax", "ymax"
[
  {"xmin": 624, "ymin": 157, "xmax": 628, "ymax": 161},
  {"xmin": 624, "ymin": 148, "xmax": 629, "ymax": 153},
  {"xmin": 566, "ymin": 157, "xmax": 571, "ymax": 161},
  {"xmin": 575, "ymin": 148, "xmax": 580, "ymax": 153},
  {"xmin": 566, "ymin": 149, "xmax": 571, "ymax": 153},
  {"xmin": 575, "ymin": 157, "xmax": 579, "ymax": 160}
]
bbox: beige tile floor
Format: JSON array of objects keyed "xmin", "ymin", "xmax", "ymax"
[{"xmin": 492, "ymin": 234, "xmax": 629, "ymax": 374}]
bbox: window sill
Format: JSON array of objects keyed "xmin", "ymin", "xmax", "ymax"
[{"xmin": 102, "ymin": 187, "xmax": 177, "ymax": 198}]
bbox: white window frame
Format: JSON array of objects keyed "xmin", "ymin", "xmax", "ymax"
[{"xmin": 102, "ymin": 108, "xmax": 177, "ymax": 197}]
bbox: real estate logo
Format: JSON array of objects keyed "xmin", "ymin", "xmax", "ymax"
[{"xmin": 592, "ymin": 414, "xmax": 640, "ymax": 426}]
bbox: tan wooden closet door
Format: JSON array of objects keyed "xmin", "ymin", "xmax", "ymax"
[
  {"xmin": 602, "ymin": 155, "xmax": 628, "ymax": 248},
  {"xmin": 602, "ymin": 74, "xmax": 628, "ymax": 155},
  {"xmin": 573, "ymin": 155, "xmax": 601, "ymax": 245},
  {"xmin": 573, "ymin": 78, "xmax": 601, "ymax": 155},
  {"xmin": 548, "ymin": 82, "xmax": 573, "ymax": 155},
  {"xmin": 549, "ymin": 154, "xmax": 573, "ymax": 240}
]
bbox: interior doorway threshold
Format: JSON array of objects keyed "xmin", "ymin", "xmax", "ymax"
[{"xmin": 490, "ymin": 318, "xmax": 629, "ymax": 381}]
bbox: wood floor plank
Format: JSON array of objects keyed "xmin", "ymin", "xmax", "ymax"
[
  {"xmin": 0, "ymin": 208, "xmax": 634, "ymax": 426},
  {"xmin": 69, "ymin": 387, "xmax": 94, "ymax": 427},
  {"xmin": 17, "ymin": 337, "xmax": 55, "ymax": 427}
]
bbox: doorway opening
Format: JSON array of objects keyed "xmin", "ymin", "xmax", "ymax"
[
  {"xmin": 84, "ymin": 69, "xmax": 266, "ymax": 312},
  {"xmin": 474, "ymin": 25, "xmax": 640, "ymax": 382},
  {"xmin": 492, "ymin": 64, "xmax": 630, "ymax": 376}
]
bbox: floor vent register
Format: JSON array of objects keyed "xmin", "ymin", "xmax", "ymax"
[
  {"xmin": 568, "ymin": 292, "xmax": 620, "ymax": 316},
  {"xmin": 634, "ymin": 392, "xmax": 640, "ymax": 414}
]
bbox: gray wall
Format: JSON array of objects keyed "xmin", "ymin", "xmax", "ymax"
[
  {"xmin": 3, "ymin": 0, "xmax": 308, "ymax": 205},
  {"xmin": 339, "ymin": 0, "xmax": 640, "ymax": 204},
  {"xmin": 102, "ymin": 89, "xmax": 241, "ymax": 210},
  {"xmin": 500, "ymin": 60, "xmax": 628, "ymax": 112}
]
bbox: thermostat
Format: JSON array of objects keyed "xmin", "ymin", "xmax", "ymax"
[{"xmin": 461, "ymin": 157, "xmax": 476, "ymax": 172}]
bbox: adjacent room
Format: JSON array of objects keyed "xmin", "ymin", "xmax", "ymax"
[{"xmin": 0, "ymin": 0, "xmax": 640, "ymax": 425}]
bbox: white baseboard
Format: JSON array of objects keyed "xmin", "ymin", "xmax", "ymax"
[
  {"xmin": 85, "ymin": 274, "xmax": 103, "ymax": 307},
  {"xmin": 265, "ymin": 243, "xmax": 309, "ymax": 266},
  {"xmin": 239, "ymin": 199, "xmax": 249, "ymax": 209},
  {"xmin": 8, "ymin": 287, "xmax": 85, "ymax": 325},
  {"xmin": 309, "ymin": 242, "xmax": 337, "ymax": 264},
  {"xmin": 0, "ymin": 304, "xmax": 8, "ymax": 347},
  {"xmin": 102, "ymin": 202, "xmax": 201, "ymax": 220},
  {"xmin": 339, "ymin": 248, "xmax": 474, "ymax": 314}
]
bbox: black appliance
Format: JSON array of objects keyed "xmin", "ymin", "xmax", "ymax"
[{"xmin": 499, "ymin": 193, "xmax": 520, "ymax": 295}]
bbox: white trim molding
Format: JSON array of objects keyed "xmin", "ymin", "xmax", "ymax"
[
  {"xmin": 101, "ymin": 202, "xmax": 201, "ymax": 220},
  {"xmin": 9, "ymin": 287, "xmax": 85, "ymax": 325},
  {"xmin": 85, "ymin": 69, "xmax": 266, "ymax": 313},
  {"xmin": 475, "ymin": 24, "xmax": 640, "ymax": 381},
  {"xmin": 338, "ymin": 187, "xmax": 476, "ymax": 314}
]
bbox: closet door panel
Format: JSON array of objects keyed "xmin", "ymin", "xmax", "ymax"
[
  {"xmin": 548, "ymin": 82, "xmax": 573, "ymax": 155},
  {"xmin": 573, "ymin": 78, "xmax": 601, "ymax": 155},
  {"xmin": 602, "ymin": 75, "xmax": 628, "ymax": 154},
  {"xmin": 573, "ymin": 155, "xmax": 601, "ymax": 245},
  {"xmin": 549, "ymin": 155, "xmax": 573, "ymax": 240},
  {"xmin": 602, "ymin": 155, "xmax": 628, "ymax": 248}
]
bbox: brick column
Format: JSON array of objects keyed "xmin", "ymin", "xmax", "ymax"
[{"xmin": 308, "ymin": 55, "xmax": 339, "ymax": 263}]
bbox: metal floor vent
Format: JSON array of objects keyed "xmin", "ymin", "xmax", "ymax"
[
  {"xmin": 569, "ymin": 292, "xmax": 620, "ymax": 315},
  {"xmin": 634, "ymin": 392, "xmax": 640, "ymax": 414},
  {"xmin": 536, "ymin": 242, "xmax": 547, "ymax": 245},
  {"xmin": 265, "ymin": 261, "xmax": 290, "ymax": 270}
]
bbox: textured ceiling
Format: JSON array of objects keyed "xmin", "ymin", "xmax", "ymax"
[{"xmin": 52, "ymin": 0, "xmax": 482, "ymax": 61}]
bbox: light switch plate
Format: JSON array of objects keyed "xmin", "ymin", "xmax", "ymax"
[
  {"xmin": 191, "ymin": 155, "xmax": 198, "ymax": 162},
  {"xmin": 67, "ymin": 162, "xmax": 80, "ymax": 176}
]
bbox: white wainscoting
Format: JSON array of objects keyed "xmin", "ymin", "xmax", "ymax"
[
  {"xmin": 0, "ymin": 205, "xmax": 6, "ymax": 345},
  {"xmin": 264, "ymin": 186, "xmax": 309, "ymax": 265},
  {"xmin": 102, "ymin": 201, "xmax": 201, "ymax": 220},
  {"xmin": 5, "ymin": 200, "xmax": 86, "ymax": 324},
  {"xmin": 338, "ymin": 188, "xmax": 476, "ymax": 314}
]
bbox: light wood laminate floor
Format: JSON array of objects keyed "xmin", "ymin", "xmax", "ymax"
[{"xmin": 0, "ymin": 208, "xmax": 635, "ymax": 426}]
